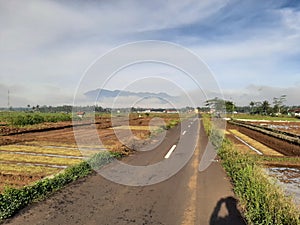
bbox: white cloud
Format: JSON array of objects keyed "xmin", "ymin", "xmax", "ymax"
[
  {"xmin": 0, "ymin": 0, "xmax": 299, "ymax": 107},
  {"xmin": 222, "ymin": 84, "xmax": 300, "ymax": 106}
]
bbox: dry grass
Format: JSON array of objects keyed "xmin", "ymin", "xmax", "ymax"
[
  {"xmin": 0, "ymin": 163, "xmax": 60, "ymax": 176},
  {"xmin": 110, "ymin": 125, "xmax": 159, "ymax": 131},
  {"xmin": 0, "ymin": 144, "xmax": 83, "ymax": 157},
  {"xmin": 229, "ymin": 129, "xmax": 283, "ymax": 156},
  {"xmin": 0, "ymin": 152, "xmax": 82, "ymax": 166}
]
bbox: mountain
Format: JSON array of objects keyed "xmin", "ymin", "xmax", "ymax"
[{"xmin": 84, "ymin": 88, "xmax": 177, "ymax": 101}]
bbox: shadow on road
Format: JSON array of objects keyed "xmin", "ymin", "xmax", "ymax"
[{"xmin": 209, "ymin": 196, "xmax": 247, "ymax": 225}]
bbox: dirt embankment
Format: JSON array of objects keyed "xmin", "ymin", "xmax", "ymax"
[{"xmin": 227, "ymin": 123, "xmax": 300, "ymax": 156}]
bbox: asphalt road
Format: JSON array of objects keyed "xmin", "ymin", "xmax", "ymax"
[{"xmin": 4, "ymin": 118, "xmax": 246, "ymax": 225}]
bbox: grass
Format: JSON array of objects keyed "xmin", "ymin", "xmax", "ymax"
[
  {"xmin": 229, "ymin": 113, "xmax": 300, "ymax": 122},
  {"xmin": 163, "ymin": 119, "xmax": 180, "ymax": 130},
  {"xmin": 202, "ymin": 114, "xmax": 300, "ymax": 225}
]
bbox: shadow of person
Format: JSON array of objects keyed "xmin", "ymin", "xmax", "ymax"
[{"xmin": 209, "ymin": 196, "xmax": 246, "ymax": 225}]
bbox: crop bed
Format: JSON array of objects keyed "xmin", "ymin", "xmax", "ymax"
[
  {"xmin": 0, "ymin": 113, "xmax": 181, "ymax": 192},
  {"xmin": 228, "ymin": 120, "xmax": 300, "ymax": 156},
  {"xmin": 247, "ymin": 121, "xmax": 300, "ymax": 135}
]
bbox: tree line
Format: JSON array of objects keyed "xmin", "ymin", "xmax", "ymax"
[{"xmin": 205, "ymin": 95, "xmax": 300, "ymax": 116}]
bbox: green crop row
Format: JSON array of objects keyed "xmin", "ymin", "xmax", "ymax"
[
  {"xmin": 0, "ymin": 112, "xmax": 71, "ymax": 126},
  {"xmin": 0, "ymin": 151, "xmax": 121, "ymax": 221},
  {"xmin": 202, "ymin": 114, "xmax": 300, "ymax": 225}
]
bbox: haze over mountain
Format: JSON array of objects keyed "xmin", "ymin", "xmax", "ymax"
[
  {"xmin": 83, "ymin": 88, "xmax": 180, "ymax": 108},
  {"xmin": 85, "ymin": 89, "xmax": 176, "ymax": 100}
]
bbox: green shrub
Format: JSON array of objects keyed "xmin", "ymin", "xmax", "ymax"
[{"xmin": 4, "ymin": 112, "xmax": 72, "ymax": 126}]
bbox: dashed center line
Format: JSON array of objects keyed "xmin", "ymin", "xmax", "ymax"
[
  {"xmin": 182, "ymin": 130, "xmax": 186, "ymax": 135},
  {"xmin": 188, "ymin": 125, "xmax": 191, "ymax": 128},
  {"xmin": 164, "ymin": 145, "xmax": 177, "ymax": 159}
]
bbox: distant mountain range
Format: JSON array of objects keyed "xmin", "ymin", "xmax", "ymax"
[{"xmin": 84, "ymin": 88, "xmax": 177, "ymax": 101}]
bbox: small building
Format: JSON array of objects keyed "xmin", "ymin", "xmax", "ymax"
[
  {"xmin": 288, "ymin": 108, "xmax": 300, "ymax": 118},
  {"xmin": 77, "ymin": 111, "xmax": 85, "ymax": 118},
  {"xmin": 165, "ymin": 109, "xmax": 178, "ymax": 114}
]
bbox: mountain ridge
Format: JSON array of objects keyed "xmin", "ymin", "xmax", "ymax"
[{"xmin": 84, "ymin": 88, "xmax": 177, "ymax": 100}]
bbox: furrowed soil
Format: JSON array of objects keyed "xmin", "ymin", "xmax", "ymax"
[
  {"xmin": 0, "ymin": 114, "xmax": 180, "ymax": 192},
  {"xmin": 226, "ymin": 121, "xmax": 300, "ymax": 207},
  {"xmin": 226, "ymin": 122, "xmax": 300, "ymax": 156},
  {"xmin": 247, "ymin": 121, "xmax": 300, "ymax": 135}
]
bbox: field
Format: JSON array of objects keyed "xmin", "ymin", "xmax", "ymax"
[
  {"xmin": 229, "ymin": 113, "xmax": 300, "ymax": 122},
  {"xmin": 225, "ymin": 116, "xmax": 300, "ymax": 210},
  {"xmin": 246, "ymin": 121, "xmax": 300, "ymax": 135},
  {"xmin": 0, "ymin": 112, "xmax": 182, "ymax": 192},
  {"xmin": 203, "ymin": 114, "xmax": 300, "ymax": 224},
  {"xmin": 226, "ymin": 119, "xmax": 300, "ymax": 165}
]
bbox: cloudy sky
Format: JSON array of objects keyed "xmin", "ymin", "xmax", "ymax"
[{"xmin": 1, "ymin": 0, "xmax": 300, "ymax": 107}]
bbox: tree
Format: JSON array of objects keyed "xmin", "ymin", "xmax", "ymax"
[
  {"xmin": 249, "ymin": 101, "xmax": 255, "ymax": 113},
  {"xmin": 225, "ymin": 101, "xmax": 235, "ymax": 113},
  {"xmin": 273, "ymin": 95, "xmax": 286, "ymax": 114},
  {"xmin": 261, "ymin": 100, "xmax": 270, "ymax": 115},
  {"xmin": 205, "ymin": 97, "xmax": 225, "ymax": 112}
]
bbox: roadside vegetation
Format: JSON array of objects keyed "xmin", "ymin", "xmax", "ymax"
[
  {"xmin": 0, "ymin": 151, "xmax": 121, "ymax": 221},
  {"xmin": 202, "ymin": 114, "xmax": 300, "ymax": 225}
]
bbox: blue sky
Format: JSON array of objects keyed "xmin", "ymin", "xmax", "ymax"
[{"xmin": 0, "ymin": 0, "xmax": 300, "ymax": 107}]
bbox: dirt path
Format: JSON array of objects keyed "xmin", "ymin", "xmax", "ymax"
[{"xmin": 3, "ymin": 119, "xmax": 246, "ymax": 225}]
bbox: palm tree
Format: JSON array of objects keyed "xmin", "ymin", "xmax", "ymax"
[
  {"xmin": 249, "ymin": 101, "xmax": 255, "ymax": 113},
  {"xmin": 262, "ymin": 100, "xmax": 270, "ymax": 115}
]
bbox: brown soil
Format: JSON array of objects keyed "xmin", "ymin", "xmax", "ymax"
[
  {"xmin": 227, "ymin": 123, "xmax": 300, "ymax": 156},
  {"xmin": 0, "ymin": 173, "xmax": 44, "ymax": 192},
  {"xmin": 0, "ymin": 115, "xmax": 179, "ymax": 192}
]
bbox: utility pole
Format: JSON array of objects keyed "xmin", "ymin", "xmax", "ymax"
[{"xmin": 7, "ymin": 89, "xmax": 10, "ymax": 110}]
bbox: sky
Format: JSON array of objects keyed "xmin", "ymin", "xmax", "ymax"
[{"xmin": 1, "ymin": 0, "xmax": 300, "ymax": 107}]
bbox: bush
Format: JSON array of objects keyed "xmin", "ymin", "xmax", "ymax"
[
  {"xmin": 7, "ymin": 112, "xmax": 71, "ymax": 126},
  {"xmin": 0, "ymin": 161, "xmax": 91, "ymax": 220}
]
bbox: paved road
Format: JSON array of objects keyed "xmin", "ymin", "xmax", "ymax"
[{"xmin": 4, "ymin": 118, "xmax": 246, "ymax": 225}]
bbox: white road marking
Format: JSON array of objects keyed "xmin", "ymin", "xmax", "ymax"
[
  {"xmin": 182, "ymin": 130, "xmax": 186, "ymax": 135},
  {"xmin": 164, "ymin": 145, "xmax": 177, "ymax": 159},
  {"xmin": 188, "ymin": 125, "xmax": 191, "ymax": 128},
  {"xmin": 234, "ymin": 135, "xmax": 263, "ymax": 155}
]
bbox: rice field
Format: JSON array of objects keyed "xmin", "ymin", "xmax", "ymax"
[{"xmin": 0, "ymin": 141, "xmax": 89, "ymax": 192}]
